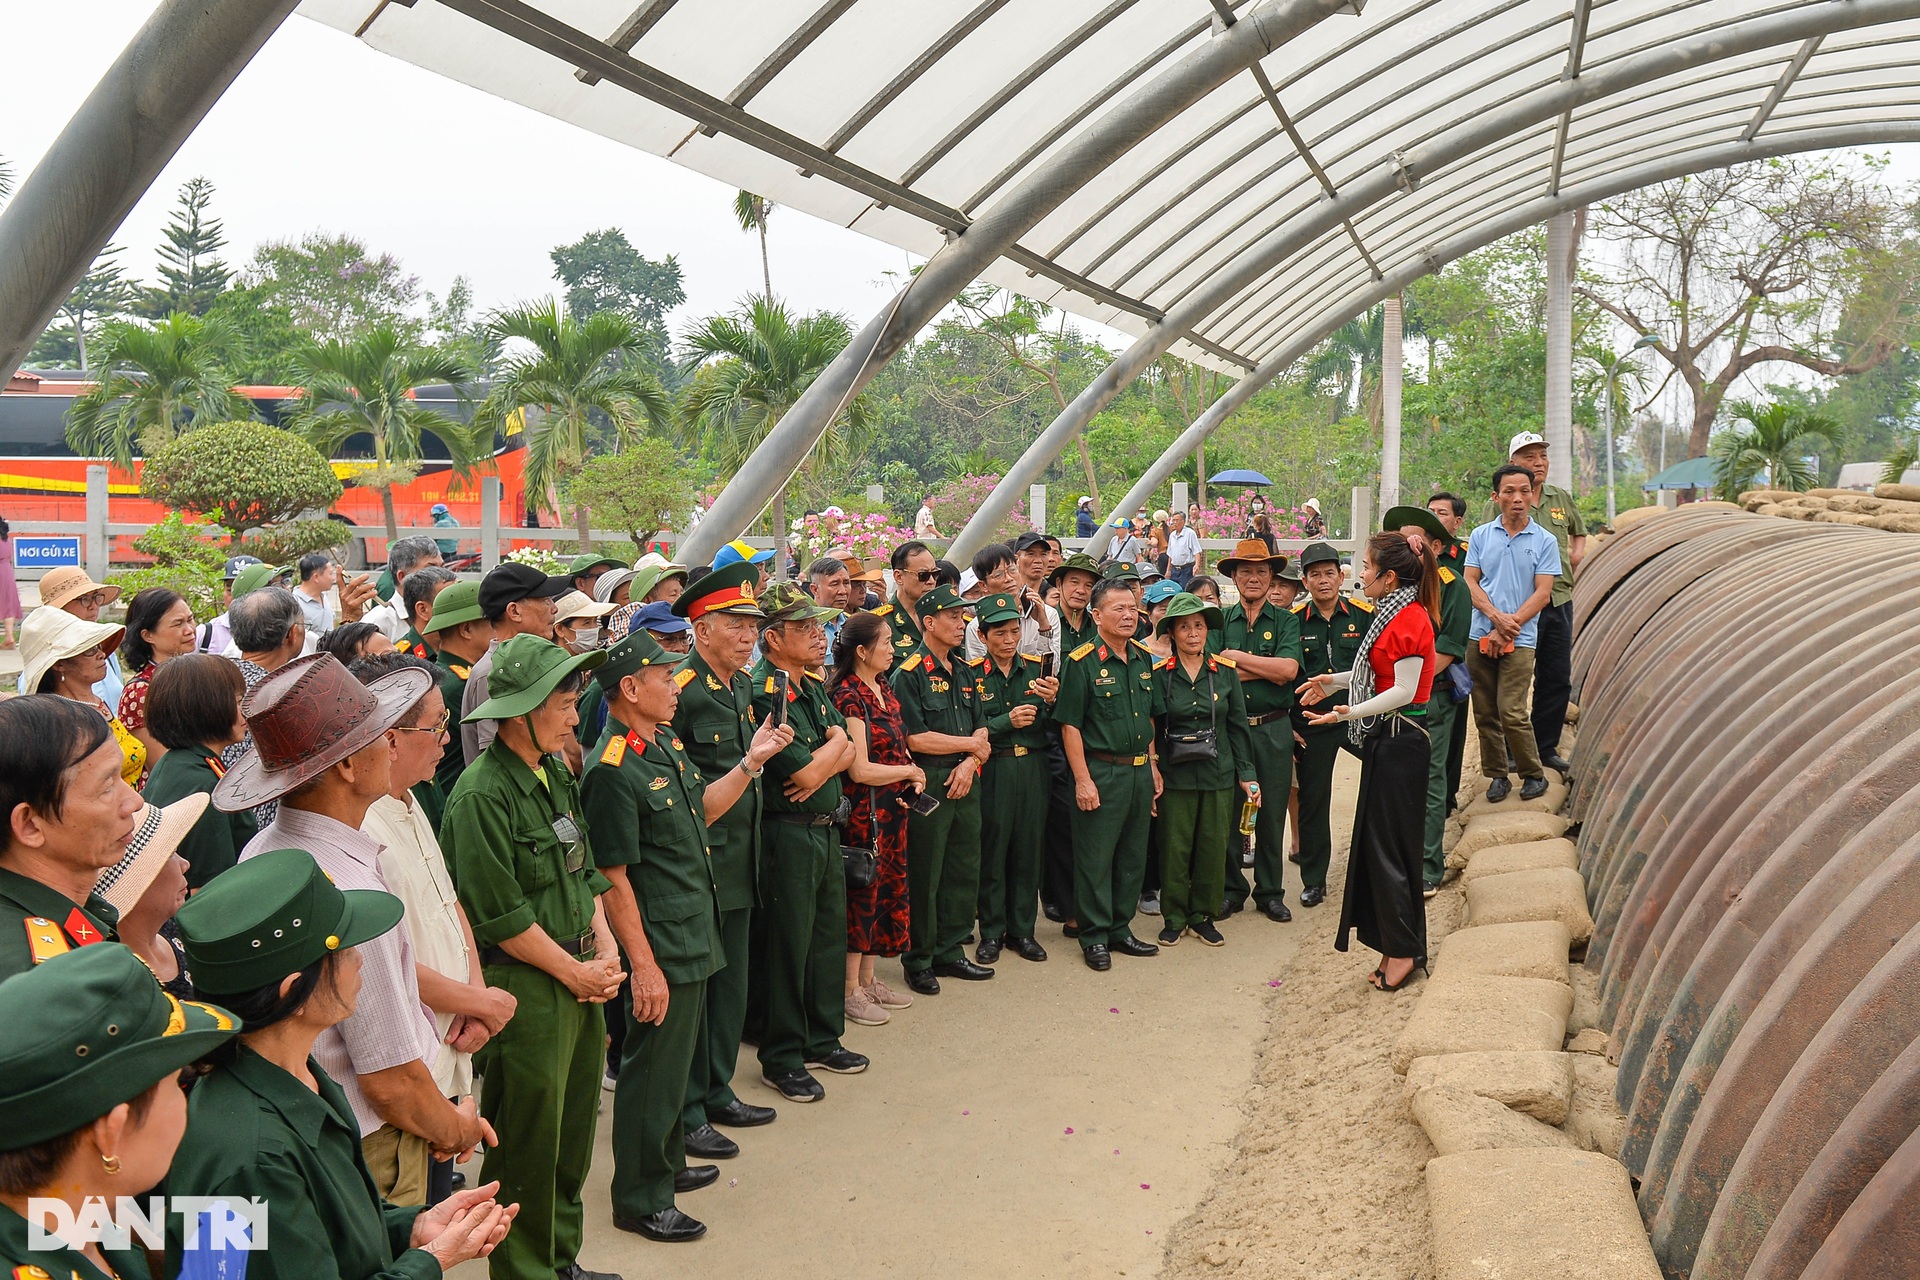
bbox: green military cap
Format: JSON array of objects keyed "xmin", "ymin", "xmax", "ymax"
[
  {"xmin": 1154, "ymin": 591, "xmax": 1224, "ymax": 637},
  {"xmin": 1298, "ymin": 541, "xmax": 1343, "ymax": 570},
  {"xmin": 1383, "ymin": 504, "xmax": 1450, "ymax": 545},
  {"xmin": 177, "ymin": 848, "xmax": 404, "ymax": 995},
  {"xmin": 463, "ymin": 633, "xmax": 607, "ymax": 723},
  {"xmin": 975, "ymin": 592, "xmax": 1022, "ymax": 630},
  {"xmin": 569, "ymin": 552, "xmax": 628, "ymax": 578},
  {"xmin": 1275, "ymin": 561, "xmax": 1304, "ymax": 585},
  {"xmin": 598, "ymin": 628, "xmax": 676, "ymax": 686},
  {"xmin": 1049, "ymin": 553, "xmax": 1100, "ymax": 585},
  {"xmin": 423, "ymin": 579, "xmax": 483, "ymax": 633},
  {"xmin": 671, "ymin": 560, "xmax": 765, "ymax": 620},
  {"xmin": 1101, "ymin": 560, "xmax": 1142, "ymax": 583},
  {"xmin": 0, "ymin": 944, "xmax": 237, "ymax": 1150},
  {"xmin": 231, "ymin": 562, "xmax": 288, "ymax": 598},
  {"xmin": 628, "ymin": 562, "xmax": 688, "ymax": 604},
  {"xmin": 917, "ymin": 583, "xmax": 968, "ymax": 616},
  {"xmin": 757, "ymin": 580, "xmax": 838, "ymax": 631}
]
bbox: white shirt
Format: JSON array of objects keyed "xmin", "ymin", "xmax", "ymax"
[
  {"xmin": 364, "ymin": 793, "xmax": 474, "ymax": 1097},
  {"xmin": 965, "ymin": 593, "xmax": 1060, "ymax": 665},
  {"xmin": 915, "ymin": 505, "xmax": 938, "ymax": 537},
  {"xmin": 1166, "ymin": 525, "xmax": 1202, "ymax": 568},
  {"xmin": 362, "ymin": 597, "xmax": 408, "ymax": 643}
]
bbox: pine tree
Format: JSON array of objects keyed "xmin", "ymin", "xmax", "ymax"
[{"xmin": 139, "ymin": 178, "xmax": 232, "ymax": 318}]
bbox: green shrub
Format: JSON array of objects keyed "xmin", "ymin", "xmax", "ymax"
[
  {"xmin": 142, "ymin": 420, "xmax": 343, "ymax": 535},
  {"xmin": 239, "ymin": 517, "xmax": 351, "ymax": 565}
]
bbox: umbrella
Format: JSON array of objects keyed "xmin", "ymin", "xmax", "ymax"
[{"xmin": 1208, "ymin": 468, "xmax": 1273, "ymax": 486}]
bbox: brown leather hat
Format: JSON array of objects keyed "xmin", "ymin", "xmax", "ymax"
[
  {"xmin": 1217, "ymin": 539, "xmax": 1287, "ymax": 575},
  {"xmin": 212, "ymin": 654, "xmax": 433, "ymax": 813}
]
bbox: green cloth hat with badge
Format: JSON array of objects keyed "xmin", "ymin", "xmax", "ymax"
[
  {"xmin": 568, "ymin": 552, "xmax": 627, "ymax": 578},
  {"xmin": 463, "ymin": 633, "xmax": 607, "ymax": 723},
  {"xmin": 598, "ymin": 628, "xmax": 677, "ymax": 687},
  {"xmin": 1154, "ymin": 591, "xmax": 1224, "ymax": 637},
  {"xmin": 757, "ymin": 580, "xmax": 838, "ymax": 631},
  {"xmin": 176, "ymin": 848, "xmax": 404, "ymax": 995},
  {"xmin": 231, "ymin": 561, "xmax": 288, "ymax": 598},
  {"xmin": 975, "ymin": 592, "xmax": 1022, "ymax": 630},
  {"xmin": 1383, "ymin": 504, "xmax": 1451, "ymax": 545},
  {"xmin": 1298, "ymin": 541, "xmax": 1343, "ymax": 571},
  {"xmin": 1049, "ymin": 553, "xmax": 1100, "ymax": 586},
  {"xmin": 1101, "ymin": 560, "xmax": 1142, "ymax": 583},
  {"xmin": 916, "ymin": 583, "xmax": 968, "ymax": 617},
  {"xmin": 0, "ymin": 943, "xmax": 239, "ymax": 1150},
  {"xmin": 422, "ymin": 579, "xmax": 484, "ymax": 633}
]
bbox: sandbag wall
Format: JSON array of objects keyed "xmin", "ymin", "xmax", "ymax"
[{"xmin": 1567, "ymin": 504, "xmax": 1920, "ymax": 1280}]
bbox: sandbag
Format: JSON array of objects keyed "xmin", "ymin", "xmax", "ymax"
[
  {"xmin": 1467, "ymin": 867, "xmax": 1595, "ymax": 943},
  {"xmin": 1427, "ymin": 1149, "xmax": 1663, "ymax": 1280},
  {"xmin": 1740, "ymin": 489, "xmax": 1803, "ymax": 506},
  {"xmin": 1461, "ymin": 838, "xmax": 1580, "ymax": 882},
  {"xmin": 1826, "ymin": 493, "xmax": 1884, "ymax": 514},
  {"xmin": 1412, "ymin": 1085, "xmax": 1579, "ymax": 1156},
  {"xmin": 1405, "ymin": 1051, "xmax": 1575, "ymax": 1124},
  {"xmin": 1563, "ymin": 1053, "xmax": 1626, "ymax": 1158},
  {"xmin": 1612, "ymin": 506, "xmax": 1670, "ymax": 532},
  {"xmin": 1875, "ymin": 481, "xmax": 1920, "ymax": 502},
  {"xmin": 1871, "ymin": 513, "xmax": 1920, "ymax": 534},
  {"xmin": 1437, "ymin": 921, "xmax": 1573, "ymax": 985},
  {"xmin": 1453, "ymin": 812, "xmax": 1571, "ymax": 861},
  {"xmin": 1460, "ymin": 774, "xmax": 1569, "ymax": 820},
  {"xmin": 1813, "ymin": 510, "xmax": 1876, "ymax": 526},
  {"xmin": 1393, "ymin": 974, "xmax": 1574, "ymax": 1073}
]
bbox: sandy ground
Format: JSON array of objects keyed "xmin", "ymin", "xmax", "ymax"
[{"xmin": 449, "ymin": 744, "xmax": 1467, "ymax": 1280}]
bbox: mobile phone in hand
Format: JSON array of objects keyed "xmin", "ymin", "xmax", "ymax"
[
  {"xmin": 770, "ymin": 669, "xmax": 790, "ymax": 728},
  {"xmin": 901, "ymin": 791, "xmax": 940, "ymax": 816},
  {"xmin": 1040, "ymin": 652, "xmax": 1055, "ymax": 679}
]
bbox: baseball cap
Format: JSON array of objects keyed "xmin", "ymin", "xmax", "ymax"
[
  {"xmin": 222, "ymin": 555, "xmax": 263, "ymax": 580},
  {"xmin": 712, "ymin": 539, "xmax": 775, "ymax": 571},
  {"xmin": 478, "ymin": 562, "xmax": 570, "ymax": 621},
  {"xmin": 431, "ymin": 503, "xmax": 449, "ymax": 515},
  {"xmin": 1012, "ymin": 531, "xmax": 1050, "ymax": 553},
  {"xmin": 1508, "ymin": 430, "xmax": 1548, "ymax": 457}
]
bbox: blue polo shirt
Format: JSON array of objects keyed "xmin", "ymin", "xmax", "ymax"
[{"xmin": 1464, "ymin": 516, "xmax": 1562, "ymax": 649}]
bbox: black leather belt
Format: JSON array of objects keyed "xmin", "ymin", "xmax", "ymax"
[
  {"xmin": 482, "ymin": 932, "xmax": 592, "ymax": 968},
  {"xmin": 991, "ymin": 745, "xmax": 1034, "ymax": 758},
  {"xmin": 1247, "ymin": 711, "xmax": 1288, "ymax": 727},
  {"xmin": 1087, "ymin": 751, "xmax": 1149, "ymax": 766},
  {"xmin": 913, "ymin": 753, "xmax": 967, "ymax": 768},
  {"xmin": 766, "ymin": 812, "xmax": 836, "ymax": 827}
]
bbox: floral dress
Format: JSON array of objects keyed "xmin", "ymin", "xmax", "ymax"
[{"xmin": 831, "ymin": 673, "xmax": 913, "ymax": 957}]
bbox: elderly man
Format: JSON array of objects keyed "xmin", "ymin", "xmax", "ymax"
[
  {"xmin": 879, "ymin": 540, "xmax": 939, "ymax": 665},
  {"xmin": 398, "ymin": 565, "xmax": 457, "ymax": 659},
  {"xmin": 227, "ymin": 585, "xmax": 310, "ymax": 826},
  {"xmin": 805, "ymin": 555, "xmax": 851, "ymax": 656},
  {"xmin": 224, "ymin": 654, "xmax": 493, "ymax": 1206},
  {"xmin": 461, "ymin": 562, "xmax": 571, "ymax": 764},
  {"xmin": 965, "ymin": 533, "xmax": 1059, "ymax": 665},
  {"xmin": 1165, "ymin": 509, "xmax": 1201, "ymax": 587},
  {"xmin": 1466, "ymin": 464, "xmax": 1562, "ymax": 805},
  {"xmin": 365, "ymin": 536, "xmax": 447, "ymax": 642},
  {"xmin": 1491, "ymin": 431, "xmax": 1587, "ymax": 775},
  {"xmin": 1041, "ymin": 553, "xmax": 1102, "ymax": 925}
]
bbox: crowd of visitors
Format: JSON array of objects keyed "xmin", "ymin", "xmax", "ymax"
[{"xmin": 0, "ymin": 429, "xmax": 1585, "ymax": 1279}]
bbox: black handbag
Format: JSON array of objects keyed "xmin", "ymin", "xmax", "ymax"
[
  {"xmin": 840, "ymin": 787, "xmax": 879, "ymax": 888},
  {"xmin": 1162, "ymin": 662, "xmax": 1220, "ymax": 766}
]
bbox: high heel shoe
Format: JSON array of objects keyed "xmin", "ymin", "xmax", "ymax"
[{"xmin": 1370, "ymin": 956, "xmax": 1429, "ymax": 992}]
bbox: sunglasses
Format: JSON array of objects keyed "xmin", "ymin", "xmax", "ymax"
[{"xmin": 911, "ymin": 569, "xmax": 938, "ymax": 582}]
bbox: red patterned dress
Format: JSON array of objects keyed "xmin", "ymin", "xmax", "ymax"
[{"xmin": 831, "ymin": 672, "xmax": 913, "ymax": 957}]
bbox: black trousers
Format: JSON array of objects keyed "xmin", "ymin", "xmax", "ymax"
[
  {"xmin": 1042, "ymin": 729, "xmax": 1077, "ymax": 920},
  {"xmin": 1531, "ymin": 601, "xmax": 1574, "ymax": 758},
  {"xmin": 1335, "ymin": 721, "xmax": 1429, "ymax": 962}
]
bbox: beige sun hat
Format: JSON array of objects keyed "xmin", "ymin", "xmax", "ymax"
[
  {"xmin": 20, "ymin": 608, "xmax": 126, "ymax": 695},
  {"xmin": 553, "ymin": 589, "xmax": 619, "ymax": 625},
  {"xmin": 37, "ymin": 566, "xmax": 122, "ymax": 612},
  {"xmin": 94, "ymin": 794, "xmax": 210, "ymax": 917}
]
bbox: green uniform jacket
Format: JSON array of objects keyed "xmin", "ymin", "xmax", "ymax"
[
  {"xmin": 442, "ymin": 739, "xmax": 610, "ymax": 953},
  {"xmin": 432, "ymin": 649, "xmax": 473, "ymax": 796},
  {"xmin": 582, "ymin": 718, "xmax": 724, "ymax": 986},
  {"xmin": 671, "ymin": 649, "xmax": 762, "ymax": 911},
  {"xmin": 1482, "ymin": 482, "xmax": 1584, "ymax": 606},
  {"xmin": 1211, "ymin": 600, "xmax": 1304, "ymax": 717},
  {"xmin": 399, "ymin": 629, "xmax": 434, "ymax": 661},
  {"xmin": 140, "ymin": 744, "xmax": 258, "ymax": 890},
  {"xmin": 750, "ymin": 662, "xmax": 847, "ymax": 816},
  {"xmin": 877, "ymin": 595, "xmax": 925, "ymax": 665},
  {"xmin": 1152, "ymin": 653, "xmax": 1257, "ymax": 790},
  {"xmin": 1054, "ymin": 635, "xmax": 1157, "ymax": 757},
  {"xmin": 166, "ymin": 1046, "xmax": 436, "ymax": 1280},
  {"xmin": 977, "ymin": 653, "xmax": 1051, "ymax": 752},
  {"xmin": 1293, "ymin": 595, "xmax": 1373, "ymax": 686},
  {"xmin": 891, "ymin": 646, "xmax": 985, "ymax": 760},
  {"xmin": 1, "ymin": 1201, "xmax": 147, "ymax": 1280},
  {"xmin": 1056, "ymin": 606, "xmax": 1098, "ymax": 658},
  {"xmin": 1434, "ymin": 541, "xmax": 1473, "ymax": 661},
  {"xmin": 0, "ymin": 866, "xmax": 117, "ymax": 982}
]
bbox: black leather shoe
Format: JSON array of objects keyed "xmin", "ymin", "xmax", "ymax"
[
  {"xmin": 674, "ymin": 1164, "xmax": 719, "ymax": 1193},
  {"xmin": 905, "ymin": 968, "xmax": 941, "ymax": 995},
  {"xmin": 1299, "ymin": 885, "xmax": 1326, "ymax": 908},
  {"xmin": 1062, "ymin": 922, "xmax": 1082, "ymax": 939},
  {"xmin": 1486, "ymin": 776, "xmax": 1512, "ymax": 802},
  {"xmin": 1541, "ymin": 753, "xmax": 1571, "ymax": 776},
  {"xmin": 559, "ymin": 1265, "xmax": 624, "ymax": 1280},
  {"xmin": 1261, "ymin": 899, "xmax": 1293, "ymax": 923},
  {"xmin": 975, "ymin": 938, "xmax": 1002, "ymax": 965},
  {"xmin": 1083, "ymin": 944, "xmax": 1111, "ymax": 971},
  {"xmin": 613, "ymin": 1207, "xmax": 706, "ymax": 1243},
  {"xmin": 761, "ymin": 1069, "xmax": 824, "ymax": 1103},
  {"xmin": 930, "ymin": 959, "xmax": 994, "ymax": 981},
  {"xmin": 805, "ymin": 1048, "xmax": 869, "ymax": 1074},
  {"xmin": 962, "ymin": 932, "xmax": 975, "ymax": 945},
  {"xmin": 1111, "ymin": 935, "xmax": 1159, "ymax": 958},
  {"xmin": 1520, "ymin": 775, "xmax": 1550, "ymax": 801},
  {"xmin": 1006, "ymin": 936, "xmax": 1048, "ymax": 962},
  {"xmin": 1220, "ymin": 897, "xmax": 1243, "ymax": 918},
  {"xmin": 1042, "ymin": 901, "xmax": 1065, "ymax": 923},
  {"xmin": 710, "ymin": 1099, "xmax": 776, "ymax": 1128},
  {"xmin": 682, "ymin": 1124, "xmax": 738, "ymax": 1159}
]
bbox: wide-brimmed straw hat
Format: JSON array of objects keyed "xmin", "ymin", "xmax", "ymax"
[
  {"xmin": 95, "ymin": 794, "xmax": 209, "ymax": 917},
  {"xmin": 36, "ymin": 566, "xmax": 121, "ymax": 612},
  {"xmin": 212, "ymin": 654, "xmax": 433, "ymax": 813},
  {"xmin": 20, "ymin": 609, "xmax": 125, "ymax": 695}
]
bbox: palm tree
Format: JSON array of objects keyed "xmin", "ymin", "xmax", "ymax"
[
  {"xmin": 66, "ymin": 312, "xmax": 247, "ymax": 469},
  {"xmin": 1710, "ymin": 400, "xmax": 1842, "ymax": 498},
  {"xmin": 680, "ymin": 297, "xmax": 872, "ymax": 576},
  {"xmin": 1303, "ymin": 306, "xmax": 1385, "ymax": 425},
  {"xmin": 290, "ymin": 326, "xmax": 479, "ymax": 543},
  {"xmin": 479, "ymin": 301, "xmax": 674, "ymax": 544},
  {"xmin": 733, "ymin": 191, "xmax": 774, "ymax": 299}
]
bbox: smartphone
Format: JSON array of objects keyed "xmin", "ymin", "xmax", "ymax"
[
  {"xmin": 1040, "ymin": 652, "xmax": 1055, "ymax": 679},
  {"xmin": 903, "ymin": 791, "xmax": 941, "ymax": 816},
  {"xmin": 770, "ymin": 669, "xmax": 790, "ymax": 727}
]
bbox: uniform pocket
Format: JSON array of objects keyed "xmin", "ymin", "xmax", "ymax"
[
  {"xmin": 512, "ymin": 824, "xmax": 560, "ymax": 889},
  {"xmin": 641, "ymin": 889, "xmax": 713, "ymax": 966},
  {"xmin": 684, "ymin": 714, "xmax": 735, "ymax": 749}
]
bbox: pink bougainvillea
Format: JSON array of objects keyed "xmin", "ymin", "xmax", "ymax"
[
  {"xmin": 1189, "ymin": 492, "xmax": 1313, "ymax": 541},
  {"xmin": 925, "ymin": 474, "xmax": 1031, "ymax": 548},
  {"xmin": 789, "ymin": 509, "xmax": 918, "ymax": 565}
]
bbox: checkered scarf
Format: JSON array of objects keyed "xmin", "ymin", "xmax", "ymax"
[{"xmin": 1346, "ymin": 585, "xmax": 1417, "ymax": 747}]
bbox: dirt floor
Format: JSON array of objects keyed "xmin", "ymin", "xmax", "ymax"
[{"xmin": 449, "ymin": 745, "xmax": 1464, "ymax": 1280}]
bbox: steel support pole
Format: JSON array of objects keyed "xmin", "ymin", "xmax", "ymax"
[
  {"xmin": 1604, "ymin": 363, "xmax": 1618, "ymax": 524},
  {"xmin": 1380, "ymin": 293, "xmax": 1403, "ymax": 510},
  {"xmin": 678, "ymin": 0, "xmax": 1356, "ymax": 568},
  {"xmin": 1545, "ymin": 210, "xmax": 1577, "ymax": 484},
  {"xmin": 1097, "ymin": 120, "xmax": 1920, "ymax": 531},
  {"xmin": 0, "ymin": 0, "xmax": 301, "ymax": 381},
  {"xmin": 949, "ymin": 0, "xmax": 1920, "ymax": 564}
]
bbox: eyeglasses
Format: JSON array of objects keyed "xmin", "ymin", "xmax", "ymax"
[
  {"xmin": 393, "ymin": 710, "xmax": 451, "ymax": 738},
  {"xmin": 911, "ymin": 570, "xmax": 938, "ymax": 582}
]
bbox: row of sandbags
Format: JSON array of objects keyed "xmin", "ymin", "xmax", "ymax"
[
  {"xmin": 1736, "ymin": 481, "xmax": 1920, "ymax": 532},
  {"xmin": 1566, "ymin": 505, "xmax": 1920, "ymax": 1280}
]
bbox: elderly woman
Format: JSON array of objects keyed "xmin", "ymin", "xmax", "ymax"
[
  {"xmin": 552, "ymin": 590, "xmax": 619, "ymax": 654},
  {"xmin": 140, "ymin": 654, "xmax": 256, "ymax": 890},
  {"xmin": 22, "ymin": 606, "xmax": 144, "ymax": 786},
  {"xmin": 0, "ymin": 944, "xmax": 238, "ymax": 1279},
  {"xmin": 94, "ymin": 795, "xmax": 207, "ymax": 998},
  {"xmin": 116, "ymin": 587, "xmax": 198, "ymax": 774},
  {"xmin": 319, "ymin": 621, "xmax": 396, "ymax": 665},
  {"xmin": 171, "ymin": 849, "xmax": 517, "ymax": 1278}
]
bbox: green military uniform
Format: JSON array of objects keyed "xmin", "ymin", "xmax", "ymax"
[
  {"xmin": 668, "ymin": 562, "xmax": 766, "ymax": 1131},
  {"xmin": 0, "ymin": 865, "xmax": 118, "ymax": 981},
  {"xmin": 1424, "ymin": 532, "xmax": 1473, "ymax": 886},
  {"xmin": 973, "ymin": 594, "xmax": 1052, "ymax": 947},
  {"xmin": 1291, "ymin": 562, "xmax": 1371, "ymax": 895},
  {"xmin": 423, "ymin": 579, "xmax": 485, "ymax": 798},
  {"xmin": 582, "ymin": 630, "xmax": 726, "ymax": 1223},
  {"xmin": 749, "ymin": 620, "xmax": 850, "ymax": 1076},
  {"xmin": 877, "ymin": 592, "xmax": 926, "ymax": 664},
  {"xmin": 139, "ymin": 745, "xmax": 259, "ymax": 889},
  {"xmin": 441, "ymin": 635, "xmax": 610, "ymax": 1280},
  {"xmin": 4, "ymin": 1198, "xmax": 152, "ymax": 1280},
  {"xmin": 1044, "ymin": 554, "xmax": 1104, "ymax": 922},
  {"xmin": 1152, "ymin": 595, "xmax": 1257, "ymax": 934},
  {"xmin": 890, "ymin": 586, "xmax": 987, "ymax": 976},
  {"xmin": 1435, "ymin": 537, "xmax": 1472, "ymax": 809},
  {"xmin": 171, "ymin": 849, "xmax": 428, "ymax": 1280},
  {"xmin": 399, "ymin": 626, "xmax": 434, "ymax": 661},
  {"xmin": 1054, "ymin": 629, "xmax": 1158, "ymax": 951},
  {"xmin": 1212, "ymin": 583, "xmax": 1304, "ymax": 911}
]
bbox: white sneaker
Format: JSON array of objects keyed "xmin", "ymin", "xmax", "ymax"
[
  {"xmin": 866, "ymin": 979, "xmax": 913, "ymax": 1010},
  {"xmin": 602, "ymin": 1071, "xmax": 617, "ymax": 1092},
  {"xmin": 845, "ymin": 990, "xmax": 890, "ymax": 1026},
  {"xmin": 1139, "ymin": 893, "xmax": 1162, "ymax": 916}
]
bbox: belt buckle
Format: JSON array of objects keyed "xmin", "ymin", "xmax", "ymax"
[
  {"xmin": 1013, "ymin": 746, "xmax": 1028, "ymax": 757},
  {"xmin": 1131, "ymin": 754, "xmax": 1147, "ymax": 766}
]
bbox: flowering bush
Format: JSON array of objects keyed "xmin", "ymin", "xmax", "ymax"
[
  {"xmin": 1190, "ymin": 493, "xmax": 1313, "ymax": 541},
  {"xmin": 789, "ymin": 509, "xmax": 917, "ymax": 566},
  {"xmin": 925, "ymin": 474, "xmax": 1030, "ymax": 548},
  {"xmin": 505, "ymin": 545, "xmax": 569, "ymax": 576}
]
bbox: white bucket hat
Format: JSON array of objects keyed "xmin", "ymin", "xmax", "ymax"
[{"xmin": 20, "ymin": 608, "xmax": 125, "ymax": 695}]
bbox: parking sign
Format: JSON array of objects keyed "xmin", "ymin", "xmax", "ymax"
[{"xmin": 14, "ymin": 536, "xmax": 83, "ymax": 569}]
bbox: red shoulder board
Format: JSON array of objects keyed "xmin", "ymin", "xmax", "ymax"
[{"xmin": 204, "ymin": 755, "xmax": 227, "ymax": 779}]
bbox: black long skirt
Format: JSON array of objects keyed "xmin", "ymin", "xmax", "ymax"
[{"xmin": 1335, "ymin": 721, "xmax": 1430, "ymax": 960}]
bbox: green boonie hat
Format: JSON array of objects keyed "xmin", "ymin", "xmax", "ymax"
[
  {"xmin": 0, "ymin": 944, "xmax": 238, "ymax": 1150},
  {"xmin": 1298, "ymin": 541, "xmax": 1343, "ymax": 571},
  {"xmin": 975, "ymin": 592, "xmax": 1022, "ymax": 629},
  {"xmin": 1275, "ymin": 561, "xmax": 1304, "ymax": 585},
  {"xmin": 1101, "ymin": 561, "xmax": 1142, "ymax": 583},
  {"xmin": 464, "ymin": 633, "xmax": 607, "ymax": 722},
  {"xmin": 916, "ymin": 583, "xmax": 968, "ymax": 616},
  {"xmin": 598, "ymin": 629, "xmax": 677, "ymax": 686},
  {"xmin": 569, "ymin": 552, "xmax": 627, "ymax": 578},
  {"xmin": 671, "ymin": 560, "xmax": 765, "ymax": 620},
  {"xmin": 1383, "ymin": 504, "xmax": 1450, "ymax": 545},
  {"xmin": 423, "ymin": 580, "xmax": 483, "ymax": 633},
  {"xmin": 757, "ymin": 581, "xmax": 837, "ymax": 630},
  {"xmin": 176, "ymin": 847, "xmax": 405, "ymax": 996},
  {"xmin": 1154, "ymin": 592, "xmax": 1225, "ymax": 637},
  {"xmin": 232, "ymin": 562, "xmax": 288, "ymax": 598},
  {"xmin": 1050, "ymin": 553, "xmax": 1100, "ymax": 585},
  {"xmin": 629, "ymin": 563, "xmax": 688, "ymax": 603}
]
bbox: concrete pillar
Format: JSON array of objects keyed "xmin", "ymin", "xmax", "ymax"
[
  {"xmin": 481, "ymin": 477, "xmax": 502, "ymax": 572},
  {"xmin": 1173, "ymin": 480, "xmax": 1191, "ymax": 516},
  {"xmin": 1350, "ymin": 484, "xmax": 1372, "ymax": 549},
  {"xmin": 1380, "ymin": 295, "xmax": 1404, "ymax": 510},
  {"xmin": 1029, "ymin": 483, "xmax": 1047, "ymax": 534},
  {"xmin": 1544, "ymin": 210, "xmax": 1577, "ymax": 485},
  {"xmin": 85, "ymin": 465, "xmax": 109, "ymax": 582}
]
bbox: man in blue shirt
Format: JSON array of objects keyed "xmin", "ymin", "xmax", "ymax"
[{"xmin": 1464, "ymin": 464, "xmax": 1561, "ymax": 803}]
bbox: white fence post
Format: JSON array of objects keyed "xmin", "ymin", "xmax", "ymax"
[
  {"xmin": 85, "ymin": 464, "xmax": 108, "ymax": 581},
  {"xmin": 481, "ymin": 477, "xmax": 501, "ymax": 572},
  {"xmin": 1349, "ymin": 484, "xmax": 1372, "ymax": 546},
  {"xmin": 1172, "ymin": 480, "xmax": 1190, "ymax": 516},
  {"xmin": 1029, "ymin": 483, "xmax": 1047, "ymax": 533}
]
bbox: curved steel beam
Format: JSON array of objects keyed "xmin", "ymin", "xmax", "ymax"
[
  {"xmin": 676, "ymin": 0, "xmax": 1357, "ymax": 568},
  {"xmin": 948, "ymin": 0, "xmax": 1920, "ymax": 563}
]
